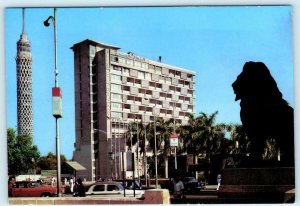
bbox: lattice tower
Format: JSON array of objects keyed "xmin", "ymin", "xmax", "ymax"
[{"xmin": 15, "ymin": 9, "xmax": 33, "ymax": 137}]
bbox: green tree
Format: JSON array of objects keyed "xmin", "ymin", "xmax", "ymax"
[
  {"xmin": 36, "ymin": 152, "xmax": 68, "ymax": 173},
  {"xmin": 181, "ymin": 112, "xmax": 226, "ymax": 162},
  {"xmin": 7, "ymin": 128, "xmax": 40, "ymax": 176},
  {"xmin": 226, "ymin": 124, "xmax": 250, "ymax": 155}
]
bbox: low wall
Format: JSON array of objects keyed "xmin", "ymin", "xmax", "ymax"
[
  {"xmin": 218, "ymin": 167, "xmax": 295, "ymax": 203},
  {"xmin": 9, "ymin": 189, "xmax": 170, "ymax": 205}
]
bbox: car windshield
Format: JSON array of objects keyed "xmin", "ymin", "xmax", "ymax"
[{"xmin": 184, "ymin": 177, "xmax": 196, "ymax": 181}]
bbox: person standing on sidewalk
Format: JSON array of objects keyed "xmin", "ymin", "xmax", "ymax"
[
  {"xmin": 216, "ymin": 174, "xmax": 221, "ymax": 190},
  {"xmin": 173, "ymin": 177, "xmax": 185, "ymax": 199}
]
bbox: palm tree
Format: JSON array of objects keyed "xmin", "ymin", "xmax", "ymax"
[
  {"xmin": 182, "ymin": 111, "xmax": 226, "ymax": 163},
  {"xmin": 226, "ymin": 124, "xmax": 250, "ymax": 155},
  {"xmin": 180, "ymin": 111, "xmax": 227, "ymax": 181},
  {"xmin": 145, "ymin": 117, "xmax": 172, "ymax": 178}
]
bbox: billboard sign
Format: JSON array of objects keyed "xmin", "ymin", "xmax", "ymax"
[{"xmin": 169, "ymin": 133, "xmax": 178, "ymax": 147}]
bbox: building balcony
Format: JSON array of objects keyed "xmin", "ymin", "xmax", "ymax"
[{"xmin": 110, "ymin": 70, "xmax": 122, "ymax": 75}]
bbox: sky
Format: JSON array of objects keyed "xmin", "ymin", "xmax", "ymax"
[{"xmin": 5, "ymin": 6, "xmax": 294, "ymax": 160}]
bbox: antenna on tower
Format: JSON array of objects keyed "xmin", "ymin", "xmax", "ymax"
[{"xmin": 22, "ymin": 8, "xmax": 25, "ymax": 34}]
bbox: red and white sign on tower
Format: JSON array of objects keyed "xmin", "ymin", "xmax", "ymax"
[
  {"xmin": 52, "ymin": 87, "xmax": 62, "ymax": 118},
  {"xmin": 169, "ymin": 133, "xmax": 178, "ymax": 147}
]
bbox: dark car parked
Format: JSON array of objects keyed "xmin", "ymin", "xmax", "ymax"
[{"xmin": 182, "ymin": 177, "xmax": 201, "ymax": 194}]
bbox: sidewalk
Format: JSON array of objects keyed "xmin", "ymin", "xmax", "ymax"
[{"xmin": 203, "ymin": 185, "xmax": 217, "ymax": 190}]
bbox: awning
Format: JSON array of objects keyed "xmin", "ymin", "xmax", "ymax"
[{"xmin": 65, "ymin": 161, "xmax": 86, "ymax": 171}]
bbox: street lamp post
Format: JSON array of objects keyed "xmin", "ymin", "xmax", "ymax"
[
  {"xmin": 143, "ymin": 110, "xmax": 148, "ymax": 187},
  {"xmin": 154, "ymin": 111, "xmax": 158, "ymax": 188},
  {"xmin": 136, "ymin": 118, "xmax": 140, "ymax": 185},
  {"xmin": 114, "ymin": 118, "xmax": 117, "ymax": 179},
  {"xmin": 44, "ymin": 8, "xmax": 62, "ymax": 197},
  {"xmin": 173, "ymin": 103, "xmax": 177, "ymax": 170}
]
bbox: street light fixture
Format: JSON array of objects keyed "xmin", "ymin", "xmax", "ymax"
[
  {"xmin": 44, "ymin": 8, "xmax": 62, "ymax": 197},
  {"xmin": 43, "ymin": 16, "xmax": 54, "ymax": 27}
]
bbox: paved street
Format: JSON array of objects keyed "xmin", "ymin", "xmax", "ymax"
[{"xmin": 171, "ymin": 185, "xmax": 221, "ymax": 204}]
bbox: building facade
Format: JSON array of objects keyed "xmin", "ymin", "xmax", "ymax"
[
  {"xmin": 16, "ymin": 9, "xmax": 33, "ymax": 137},
  {"xmin": 71, "ymin": 39, "xmax": 196, "ymax": 181}
]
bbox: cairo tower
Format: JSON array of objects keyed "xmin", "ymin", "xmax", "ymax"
[{"xmin": 16, "ymin": 9, "xmax": 33, "ymax": 137}]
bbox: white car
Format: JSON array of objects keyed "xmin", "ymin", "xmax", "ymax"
[{"xmin": 85, "ymin": 181, "xmax": 144, "ymax": 198}]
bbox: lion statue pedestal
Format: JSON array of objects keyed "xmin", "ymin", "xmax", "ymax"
[
  {"xmin": 220, "ymin": 61, "xmax": 295, "ymax": 203},
  {"xmin": 218, "ymin": 167, "xmax": 295, "ymax": 203}
]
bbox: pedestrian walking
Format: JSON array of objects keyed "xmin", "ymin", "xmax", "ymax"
[
  {"xmin": 8, "ymin": 177, "xmax": 16, "ymax": 197},
  {"xmin": 51, "ymin": 177, "xmax": 55, "ymax": 187},
  {"xmin": 70, "ymin": 178, "xmax": 74, "ymax": 193},
  {"xmin": 75, "ymin": 178, "xmax": 86, "ymax": 197},
  {"xmin": 216, "ymin": 174, "xmax": 221, "ymax": 190}
]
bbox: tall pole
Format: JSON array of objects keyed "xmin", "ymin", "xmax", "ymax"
[
  {"xmin": 44, "ymin": 8, "xmax": 61, "ymax": 196},
  {"xmin": 137, "ymin": 119, "xmax": 140, "ymax": 185},
  {"xmin": 144, "ymin": 112, "xmax": 147, "ymax": 187},
  {"xmin": 108, "ymin": 116, "xmax": 113, "ymax": 179},
  {"xmin": 173, "ymin": 103, "xmax": 177, "ymax": 170},
  {"xmin": 154, "ymin": 115, "xmax": 158, "ymax": 188},
  {"xmin": 118, "ymin": 119, "xmax": 121, "ymax": 179},
  {"xmin": 130, "ymin": 124, "xmax": 133, "ymax": 150},
  {"xmin": 53, "ymin": 8, "xmax": 58, "ymax": 87},
  {"xmin": 54, "ymin": 8, "xmax": 61, "ymax": 196},
  {"xmin": 114, "ymin": 118, "xmax": 117, "ymax": 179}
]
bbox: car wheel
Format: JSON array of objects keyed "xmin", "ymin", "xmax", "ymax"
[{"xmin": 41, "ymin": 193, "xmax": 52, "ymax": 197}]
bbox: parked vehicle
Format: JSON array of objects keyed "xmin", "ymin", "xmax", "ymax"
[
  {"xmin": 181, "ymin": 177, "xmax": 200, "ymax": 194},
  {"xmin": 198, "ymin": 179, "xmax": 206, "ymax": 190},
  {"xmin": 112, "ymin": 179, "xmax": 141, "ymax": 190},
  {"xmin": 10, "ymin": 181, "xmax": 64, "ymax": 197},
  {"xmin": 86, "ymin": 181, "xmax": 144, "ymax": 198}
]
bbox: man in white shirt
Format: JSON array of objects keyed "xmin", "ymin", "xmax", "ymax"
[{"xmin": 173, "ymin": 178, "xmax": 185, "ymax": 199}]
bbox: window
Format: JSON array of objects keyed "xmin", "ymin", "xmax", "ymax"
[
  {"xmin": 134, "ymin": 61, "xmax": 142, "ymax": 68},
  {"xmin": 149, "ymin": 64, "xmax": 155, "ymax": 73},
  {"xmin": 169, "ymin": 70, "xmax": 175, "ymax": 77},
  {"xmin": 138, "ymin": 71, "xmax": 145, "ymax": 79},
  {"xmin": 107, "ymin": 185, "xmax": 120, "ymax": 191},
  {"xmin": 123, "ymin": 68, "xmax": 130, "ymax": 74},
  {"xmin": 156, "ymin": 66, "xmax": 162, "ymax": 74},
  {"xmin": 111, "ymin": 74, "xmax": 121, "ymax": 82},
  {"xmin": 145, "ymin": 72, "xmax": 151, "ymax": 79},
  {"xmin": 94, "ymin": 185, "xmax": 105, "ymax": 192},
  {"xmin": 112, "ymin": 103, "xmax": 122, "ymax": 109},
  {"xmin": 127, "ymin": 59, "xmax": 134, "ymax": 66},
  {"xmin": 165, "ymin": 77, "xmax": 171, "ymax": 84},
  {"xmin": 111, "ymin": 55, "xmax": 119, "ymax": 62},
  {"xmin": 159, "ymin": 76, "xmax": 165, "ymax": 83},
  {"xmin": 112, "ymin": 66, "xmax": 121, "ymax": 71},
  {"xmin": 135, "ymin": 79, "xmax": 141, "ymax": 84},
  {"xmin": 111, "ymin": 84, "xmax": 121, "ymax": 91},
  {"xmin": 142, "ymin": 63, "xmax": 148, "ymax": 69},
  {"xmin": 112, "ymin": 112, "xmax": 122, "ymax": 118},
  {"xmin": 119, "ymin": 57, "xmax": 126, "ymax": 64},
  {"xmin": 111, "ymin": 93, "xmax": 122, "ymax": 100},
  {"xmin": 89, "ymin": 46, "xmax": 96, "ymax": 56}
]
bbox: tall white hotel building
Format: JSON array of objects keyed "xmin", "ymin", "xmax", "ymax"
[{"xmin": 71, "ymin": 39, "xmax": 196, "ymax": 181}]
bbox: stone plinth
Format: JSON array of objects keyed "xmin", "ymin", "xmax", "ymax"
[
  {"xmin": 218, "ymin": 167, "xmax": 295, "ymax": 203},
  {"xmin": 9, "ymin": 189, "xmax": 170, "ymax": 205}
]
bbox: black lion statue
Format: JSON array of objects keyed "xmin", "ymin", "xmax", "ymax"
[{"xmin": 232, "ymin": 61, "xmax": 294, "ymax": 167}]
